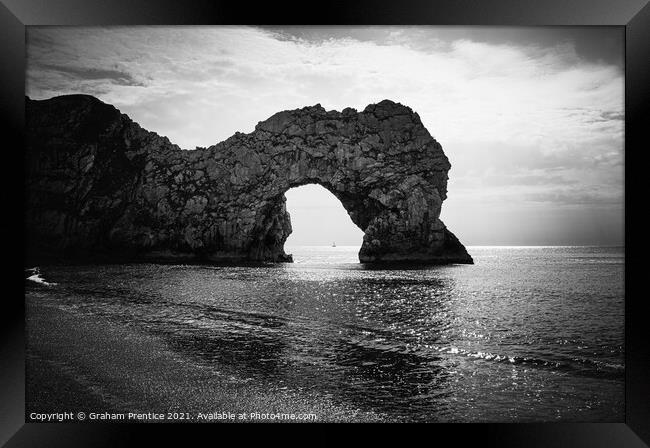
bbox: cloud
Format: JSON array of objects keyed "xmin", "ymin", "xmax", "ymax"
[
  {"xmin": 40, "ymin": 63, "xmax": 146, "ymax": 86},
  {"xmin": 524, "ymin": 190, "xmax": 624, "ymax": 207},
  {"xmin": 25, "ymin": 26, "xmax": 624, "ymax": 245}
]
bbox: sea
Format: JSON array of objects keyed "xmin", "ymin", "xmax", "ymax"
[{"xmin": 25, "ymin": 245, "xmax": 625, "ymax": 422}]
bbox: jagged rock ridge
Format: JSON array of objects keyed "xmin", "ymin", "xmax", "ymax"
[{"xmin": 25, "ymin": 94, "xmax": 473, "ymax": 264}]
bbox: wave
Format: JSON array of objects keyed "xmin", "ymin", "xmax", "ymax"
[
  {"xmin": 429, "ymin": 344, "xmax": 623, "ymax": 378},
  {"xmin": 25, "ymin": 267, "xmax": 57, "ymax": 286}
]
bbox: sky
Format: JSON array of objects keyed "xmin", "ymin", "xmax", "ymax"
[{"xmin": 26, "ymin": 26, "xmax": 624, "ymax": 246}]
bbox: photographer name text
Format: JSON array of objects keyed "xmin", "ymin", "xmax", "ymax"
[{"xmin": 29, "ymin": 411, "xmax": 318, "ymax": 422}]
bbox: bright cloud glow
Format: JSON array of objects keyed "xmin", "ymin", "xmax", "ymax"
[{"xmin": 26, "ymin": 26, "xmax": 624, "ymax": 245}]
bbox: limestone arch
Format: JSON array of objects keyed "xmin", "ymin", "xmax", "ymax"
[
  {"xmin": 25, "ymin": 95, "xmax": 473, "ymax": 264},
  {"xmin": 206, "ymin": 100, "xmax": 472, "ymax": 264}
]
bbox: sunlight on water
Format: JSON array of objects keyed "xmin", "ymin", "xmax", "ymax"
[
  {"xmin": 27, "ymin": 246, "xmax": 624, "ymax": 422},
  {"xmin": 285, "ymin": 245, "xmax": 361, "ymax": 264}
]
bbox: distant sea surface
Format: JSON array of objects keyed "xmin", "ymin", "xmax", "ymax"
[{"xmin": 26, "ymin": 246, "xmax": 624, "ymax": 422}]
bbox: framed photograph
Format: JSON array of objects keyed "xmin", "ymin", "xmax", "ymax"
[{"xmin": 1, "ymin": 0, "xmax": 648, "ymax": 445}]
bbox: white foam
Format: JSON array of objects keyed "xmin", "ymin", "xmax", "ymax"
[{"xmin": 26, "ymin": 268, "xmax": 57, "ymax": 286}]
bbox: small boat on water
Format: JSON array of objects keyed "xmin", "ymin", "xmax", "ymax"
[{"xmin": 332, "ymin": 242, "xmax": 336, "ymax": 247}]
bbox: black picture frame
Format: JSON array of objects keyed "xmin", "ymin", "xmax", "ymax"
[{"xmin": 1, "ymin": 0, "xmax": 647, "ymax": 446}]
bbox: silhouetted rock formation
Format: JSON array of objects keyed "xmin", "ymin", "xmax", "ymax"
[{"xmin": 25, "ymin": 94, "xmax": 473, "ymax": 264}]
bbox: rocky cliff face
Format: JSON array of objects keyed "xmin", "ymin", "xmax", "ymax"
[{"xmin": 25, "ymin": 94, "xmax": 473, "ymax": 264}]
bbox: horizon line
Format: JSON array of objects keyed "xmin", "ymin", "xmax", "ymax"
[{"xmin": 284, "ymin": 244, "xmax": 625, "ymax": 248}]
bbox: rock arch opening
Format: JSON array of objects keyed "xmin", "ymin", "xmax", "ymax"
[{"xmin": 284, "ymin": 184, "xmax": 364, "ymax": 261}]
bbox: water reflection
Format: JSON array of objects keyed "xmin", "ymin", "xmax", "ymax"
[{"xmin": 28, "ymin": 247, "xmax": 625, "ymax": 422}]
